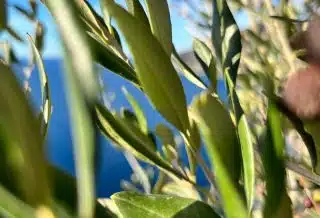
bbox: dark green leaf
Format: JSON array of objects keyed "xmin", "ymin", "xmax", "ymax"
[
  {"xmin": 211, "ymin": 0, "xmax": 241, "ymax": 84},
  {"xmin": 190, "ymin": 92, "xmax": 246, "ymax": 218},
  {"xmin": 262, "ymin": 102, "xmax": 292, "ymax": 218},
  {"xmin": 103, "ymin": 0, "xmax": 189, "ymax": 132},
  {"xmin": 112, "ymin": 192, "xmax": 220, "ymax": 218},
  {"xmin": 143, "ymin": 0, "xmax": 172, "ymax": 56},
  {"xmin": 14, "ymin": 5, "xmax": 34, "ymax": 21},
  {"xmin": 0, "ymin": 0, "xmax": 6, "ymax": 29},
  {"xmin": 7, "ymin": 26, "xmax": 24, "ymax": 42}
]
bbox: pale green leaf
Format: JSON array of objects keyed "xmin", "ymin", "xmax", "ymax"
[
  {"xmin": 143, "ymin": 0, "xmax": 172, "ymax": 56},
  {"xmin": 125, "ymin": 0, "xmax": 150, "ymax": 29},
  {"xmin": 190, "ymin": 91, "xmax": 247, "ymax": 218},
  {"xmin": 238, "ymin": 115, "xmax": 255, "ymax": 213},
  {"xmin": 112, "ymin": 192, "xmax": 220, "ymax": 218},
  {"xmin": 103, "ymin": 0, "xmax": 189, "ymax": 132},
  {"xmin": 46, "ymin": 0, "xmax": 99, "ymax": 216}
]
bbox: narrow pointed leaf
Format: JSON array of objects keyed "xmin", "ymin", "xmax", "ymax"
[
  {"xmin": 7, "ymin": 26, "xmax": 24, "ymax": 42},
  {"xmin": 238, "ymin": 115, "xmax": 255, "ymax": 213},
  {"xmin": 190, "ymin": 92, "xmax": 247, "ymax": 218},
  {"xmin": 262, "ymin": 102, "xmax": 292, "ymax": 218},
  {"xmin": 122, "ymin": 87, "xmax": 147, "ymax": 133},
  {"xmin": 112, "ymin": 192, "xmax": 220, "ymax": 218},
  {"xmin": 143, "ymin": 0, "xmax": 172, "ymax": 56},
  {"xmin": 212, "ymin": 0, "xmax": 241, "ymax": 84},
  {"xmin": 103, "ymin": 1, "xmax": 189, "ymax": 132},
  {"xmin": 171, "ymin": 48, "xmax": 207, "ymax": 89},
  {"xmin": 45, "ymin": 0, "xmax": 99, "ymax": 217},
  {"xmin": 28, "ymin": 35, "xmax": 52, "ymax": 138},
  {"xmin": 14, "ymin": 5, "xmax": 34, "ymax": 21}
]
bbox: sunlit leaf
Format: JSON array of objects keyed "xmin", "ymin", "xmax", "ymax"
[
  {"xmin": 0, "ymin": 63, "xmax": 51, "ymax": 207},
  {"xmin": 143, "ymin": 0, "xmax": 172, "ymax": 56},
  {"xmin": 190, "ymin": 91, "xmax": 246, "ymax": 218},
  {"xmin": 103, "ymin": 0, "xmax": 189, "ymax": 132},
  {"xmin": 45, "ymin": 0, "xmax": 99, "ymax": 217},
  {"xmin": 238, "ymin": 115, "xmax": 255, "ymax": 213},
  {"xmin": 112, "ymin": 192, "xmax": 220, "ymax": 218},
  {"xmin": 262, "ymin": 101, "xmax": 292, "ymax": 218}
]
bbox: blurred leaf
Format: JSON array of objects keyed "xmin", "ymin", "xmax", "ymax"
[
  {"xmin": 14, "ymin": 5, "xmax": 34, "ymax": 21},
  {"xmin": 125, "ymin": 0, "xmax": 150, "ymax": 29},
  {"xmin": 0, "ymin": 185, "xmax": 35, "ymax": 218},
  {"xmin": 103, "ymin": 1, "xmax": 189, "ymax": 132},
  {"xmin": 122, "ymin": 87, "xmax": 148, "ymax": 134},
  {"xmin": 28, "ymin": 35, "xmax": 51, "ymax": 139},
  {"xmin": 303, "ymin": 122, "xmax": 320, "ymax": 175},
  {"xmin": 88, "ymin": 32, "xmax": 140, "ymax": 87},
  {"xmin": 0, "ymin": 63, "xmax": 51, "ymax": 207},
  {"xmin": 6, "ymin": 26, "xmax": 24, "ymax": 42},
  {"xmin": 238, "ymin": 115, "xmax": 255, "ymax": 213},
  {"xmin": 171, "ymin": 48, "xmax": 207, "ymax": 90},
  {"xmin": 269, "ymin": 15, "xmax": 307, "ymax": 23},
  {"xmin": 143, "ymin": 0, "xmax": 172, "ymax": 56},
  {"xmin": 28, "ymin": 0, "xmax": 37, "ymax": 15},
  {"xmin": 34, "ymin": 22, "xmax": 45, "ymax": 52},
  {"xmin": 190, "ymin": 92, "xmax": 246, "ymax": 218},
  {"xmin": 262, "ymin": 101, "xmax": 292, "ymax": 218},
  {"xmin": 111, "ymin": 192, "xmax": 220, "ymax": 218},
  {"xmin": 46, "ymin": 0, "xmax": 99, "ymax": 217},
  {"xmin": 0, "ymin": 0, "xmax": 6, "ymax": 29},
  {"xmin": 193, "ymin": 38, "xmax": 217, "ymax": 91},
  {"xmin": 211, "ymin": 0, "xmax": 241, "ymax": 84},
  {"xmin": 1, "ymin": 41, "xmax": 18, "ymax": 65},
  {"xmin": 100, "ymin": 0, "xmax": 113, "ymax": 34},
  {"xmin": 96, "ymin": 103, "xmax": 189, "ymax": 182},
  {"xmin": 156, "ymin": 124, "xmax": 176, "ymax": 148}
]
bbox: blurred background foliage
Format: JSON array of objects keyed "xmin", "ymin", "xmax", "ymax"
[{"xmin": 1, "ymin": 0, "xmax": 320, "ymax": 217}]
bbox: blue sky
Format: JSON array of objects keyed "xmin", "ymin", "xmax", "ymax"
[{"xmin": 3, "ymin": 0, "xmax": 248, "ymax": 58}]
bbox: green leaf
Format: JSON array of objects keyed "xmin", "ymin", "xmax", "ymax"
[
  {"xmin": 143, "ymin": 0, "xmax": 172, "ymax": 56},
  {"xmin": 262, "ymin": 102, "xmax": 292, "ymax": 218},
  {"xmin": 156, "ymin": 124, "xmax": 176, "ymax": 148},
  {"xmin": 171, "ymin": 48, "xmax": 207, "ymax": 90},
  {"xmin": 96, "ymin": 103, "xmax": 189, "ymax": 182},
  {"xmin": 28, "ymin": 35, "xmax": 52, "ymax": 139},
  {"xmin": 192, "ymin": 38, "xmax": 217, "ymax": 91},
  {"xmin": 0, "ymin": 0, "xmax": 7, "ymax": 29},
  {"xmin": 6, "ymin": 26, "xmax": 24, "ymax": 42},
  {"xmin": 0, "ymin": 63, "xmax": 51, "ymax": 207},
  {"xmin": 190, "ymin": 91, "xmax": 247, "ymax": 218},
  {"xmin": 211, "ymin": 0, "xmax": 241, "ymax": 84},
  {"xmin": 122, "ymin": 87, "xmax": 148, "ymax": 133},
  {"xmin": 238, "ymin": 115, "xmax": 255, "ymax": 213},
  {"xmin": 1, "ymin": 41, "xmax": 19, "ymax": 65},
  {"xmin": 125, "ymin": 0, "xmax": 150, "ymax": 29},
  {"xmin": 103, "ymin": 1, "xmax": 189, "ymax": 132},
  {"xmin": 46, "ymin": 0, "xmax": 99, "ymax": 217},
  {"xmin": 112, "ymin": 192, "xmax": 220, "ymax": 218}
]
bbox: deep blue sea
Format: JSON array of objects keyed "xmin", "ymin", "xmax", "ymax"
[{"xmin": 15, "ymin": 59, "xmax": 227, "ymax": 197}]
